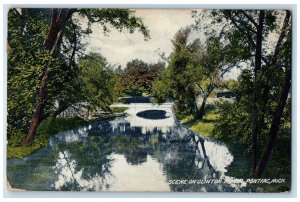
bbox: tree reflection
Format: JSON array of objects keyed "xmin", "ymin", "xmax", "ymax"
[
  {"xmin": 150, "ymin": 131, "xmax": 227, "ymax": 191},
  {"xmin": 8, "ymin": 113, "xmax": 236, "ymax": 191},
  {"xmin": 52, "ymin": 132, "xmax": 113, "ymax": 191},
  {"xmin": 113, "ymin": 135, "xmax": 150, "ymax": 165}
]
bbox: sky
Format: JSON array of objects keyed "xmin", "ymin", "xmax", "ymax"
[
  {"xmin": 83, "ymin": 9, "xmax": 241, "ymax": 80},
  {"xmin": 84, "ymin": 9, "xmax": 197, "ymax": 68}
]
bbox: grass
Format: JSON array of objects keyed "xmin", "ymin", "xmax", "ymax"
[
  {"xmin": 110, "ymin": 106, "xmax": 128, "ymax": 113},
  {"xmin": 190, "ymin": 114, "xmax": 219, "ymax": 137},
  {"xmin": 179, "ymin": 104, "xmax": 219, "ymax": 137},
  {"xmin": 7, "ymin": 144, "xmax": 44, "ymax": 159},
  {"xmin": 7, "ymin": 117, "xmax": 87, "ymax": 159}
]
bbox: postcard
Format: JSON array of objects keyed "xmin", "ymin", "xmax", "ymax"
[{"xmin": 6, "ymin": 8, "xmax": 292, "ymax": 192}]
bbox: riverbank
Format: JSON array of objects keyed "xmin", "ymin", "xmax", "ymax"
[
  {"xmin": 7, "ymin": 117, "xmax": 88, "ymax": 159},
  {"xmin": 178, "ymin": 103, "xmax": 219, "ymax": 137},
  {"xmin": 7, "ymin": 107, "xmax": 128, "ymax": 159},
  {"xmin": 178, "ymin": 103, "xmax": 291, "ymax": 192}
]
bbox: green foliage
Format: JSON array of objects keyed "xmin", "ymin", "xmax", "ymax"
[
  {"xmin": 192, "ymin": 10, "xmax": 292, "ymax": 179},
  {"xmin": 7, "ymin": 8, "xmax": 150, "ymax": 145},
  {"xmin": 151, "ymin": 68, "xmax": 174, "ymax": 103},
  {"xmin": 7, "ymin": 117, "xmax": 87, "ymax": 159},
  {"xmin": 223, "ymin": 79, "xmax": 239, "ymax": 91},
  {"xmin": 212, "ymin": 101, "xmax": 252, "ymax": 146},
  {"xmin": 152, "ymin": 28, "xmax": 202, "ymax": 114},
  {"xmin": 152, "ymin": 26, "xmax": 243, "ymax": 119},
  {"xmin": 7, "ymin": 9, "xmax": 51, "ymax": 133},
  {"xmin": 7, "ymin": 129, "xmax": 26, "ymax": 147},
  {"xmin": 79, "ymin": 52, "xmax": 117, "ymax": 112},
  {"xmin": 118, "ymin": 59, "xmax": 165, "ymax": 96},
  {"xmin": 38, "ymin": 117, "xmax": 87, "ymax": 138},
  {"xmin": 212, "ymin": 64, "xmax": 291, "ymax": 148},
  {"xmin": 212, "ymin": 70, "xmax": 291, "ymax": 177},
  {"xmin": 78, "ymin": 9, "xmax": 150, "ymax": 40}
]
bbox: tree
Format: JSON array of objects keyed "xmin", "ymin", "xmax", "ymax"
[
  {"xmin": 199, "ymin": 10, "xmax": 292, "ymax": 177},
  {"xmin": 254, "ymin": 11, "xmax": 291, "ymax": 177},
  {"xmin": 152, "ymin": 27, "xmax": 243, "ymax": 119},
  {"xmin": 224, "ymin": 10, "xmax": 291, "ymax": 177},
  {"xmin": 151, "ymin": 68, "xmax": 174, "ymax": 103},
  {"xmin": 8, "ymin": 9, "xmax": 54, "ymax": 136},
  {"xmin": 78, "ymin": 52, "xmax": 117, "ymax": 112},
  {"xmin": 119, "ymin": 59, "xmax": 165, "ymax": 96},
  {"xmin": 7, "ymin": 8, "xmax": 150, "ymax": 144},
  {"xmin": 192, "ymin": 36, "xmax": 244, "ymax": 119},
  {"xmin": 152, "ymin": 28, "xmax": 205, "ymax": 115}
]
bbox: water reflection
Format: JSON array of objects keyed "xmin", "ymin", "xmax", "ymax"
[
  {"xmin": 51, "ymin": 133, "xmax": 114, "ymax": 191},
  {"xmin": 7, "ymin": 104, "xmax": 245, "ymax": 192}
]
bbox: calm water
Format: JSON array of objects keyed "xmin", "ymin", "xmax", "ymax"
[{"xmin": 7, "ymin": 103, "xmax": 249, "ymax": 192}]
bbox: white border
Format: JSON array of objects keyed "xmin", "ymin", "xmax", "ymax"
[{"xmin": 1, "ymin": 0, "xmax": 299, "ymax": 200}]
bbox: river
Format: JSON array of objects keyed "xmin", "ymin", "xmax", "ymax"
[{"xmin": 7, "ymin": 103, "xmax": 250, "ymax": 192}]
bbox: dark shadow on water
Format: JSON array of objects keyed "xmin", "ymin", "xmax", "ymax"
[{"xmin": 136, "ymin": 110, "xmax": 170, "ymax": 120}]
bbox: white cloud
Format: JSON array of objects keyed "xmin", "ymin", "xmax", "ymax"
[{"xmin": 84, "ymin": 9, "xmax": 197, "ymax": 67}]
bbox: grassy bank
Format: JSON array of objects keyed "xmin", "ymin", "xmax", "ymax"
[
  {"xmin": 7, "ymin": 117, "xmax": 87, "ymax": 159},
  {"xmin": 110, "ymin": 106, "xmax": 128, "ymax": 113},
  {"xmin": 178, "ymin": 104, "xmax": 219, "ymax": 137},
  {"xmin": 7, "ymin": 107, "xmax": 128, "ymax": 159}
]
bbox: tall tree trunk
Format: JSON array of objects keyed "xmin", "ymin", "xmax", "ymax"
[
  {"xmin": 251, "ymin": 10, "xmax": 265, "ymax": 175},
  {"xmin": 195, "ymin": 84, "xmax": 214, "ymax": 120},
  {"xmin": 255, "ymin": 74, "xmax": 291, "ymax": 177},
  {"xmin": 254, "ymin": 12, "xmax": 291, "ymax": 176},
  {"xmin": 24, "ymin": 29, "xmax": 65, "ymax": 144},
  {"xmin": 186, "ymin": 86, "xmax": 197, "ymax": 115},
  {"xmin": 24, "ymin": 78, "xmax": 48, "ymax": 144},
  {"xmin": 196, "ymin": 95, "xmax": 207, "ymax": 120},
  {"xmin": 257, "ymin": 10, "xmax": 291, "ymax": 134},
  {"xmin": 252, "ymin": 10, "xmax": 291, "ymax": 176},
  {"xmin": 24, "ymin": 9, "xmax": 72, "ymax": 144}
]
